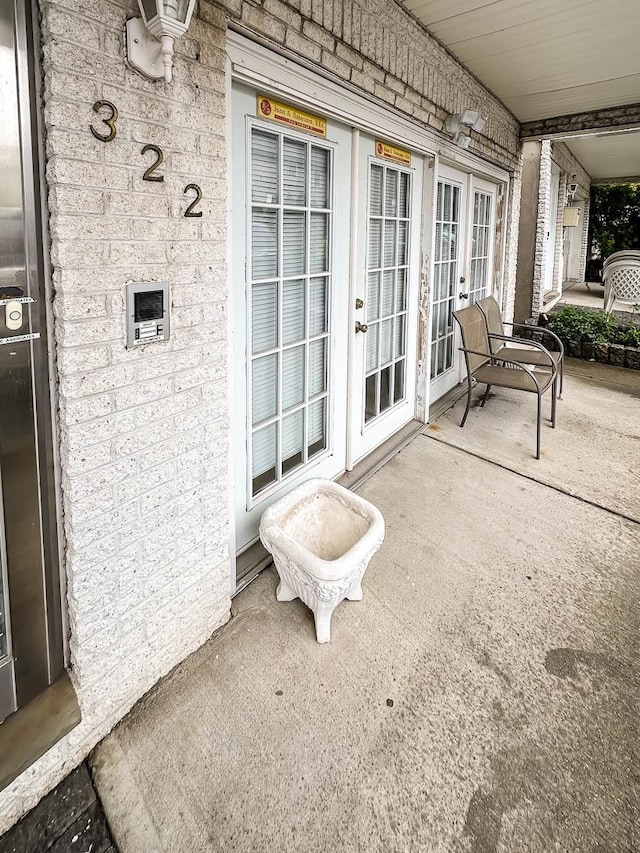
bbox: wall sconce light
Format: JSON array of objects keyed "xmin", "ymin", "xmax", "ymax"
[{"xmin": 126, "ymin": 0, "xmax": 196, "ymax": 83}]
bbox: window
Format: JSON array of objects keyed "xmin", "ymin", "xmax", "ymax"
[
  {"xmin": 431, "ymin": 180, "xmax": 460, "ymax": 379},
  {"xmin": 364, "ymin": 163, "xmax": 410, "ymax": 423},
  {"xmin": 249, "ymin": 129, "xmax": 332, "ymax": 498},
  {"xmin": 469, "ymin": 190, "xmax": 492, "ymax": 304}
]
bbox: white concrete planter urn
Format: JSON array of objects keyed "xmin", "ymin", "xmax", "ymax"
[{"xmin": 259, "ymin": 479, "xmax": 385, "ymax": 643}]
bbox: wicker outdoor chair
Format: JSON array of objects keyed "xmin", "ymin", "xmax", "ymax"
[
  {"xmin": 476, "ymin": 295, "xmax": 564, "ymax": 398},
  {"xmin": 453, "ymin": 303, "xmax": 558, "ymax": 459},
  {"xmin": 603, "ymin": 258, "xmax": 640, "ymax": 313}
]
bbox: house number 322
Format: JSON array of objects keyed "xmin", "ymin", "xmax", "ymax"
[{"xmin": 90, "ymin": 100, "xmax": 203, "ymax": 218}]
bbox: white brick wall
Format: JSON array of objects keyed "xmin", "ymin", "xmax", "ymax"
[
  {"xmin": 0, "ymin": 0, "xmax": 524, "ymax": 832},
  {"xmin": 532, "ymin": 140, "xmax": 553, "ymax": 315},
  {"xmin": 0, "ymin": 0, "xmax": 231, "ymax": 832},
  {"xmin": 210, "ymin": 0, "xmax": 521, "ymax": 172}
]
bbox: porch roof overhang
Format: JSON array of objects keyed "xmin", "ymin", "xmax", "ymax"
[{"xmin": 399, "ymin": 0, "xmax": 640, "ymax": 182}]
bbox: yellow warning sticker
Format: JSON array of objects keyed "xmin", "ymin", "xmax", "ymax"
[
  {"xmin": 375, "ymin": 140, "xmax": 411, "ymax": 166},
  {"xmin": 257, "ymin": 95, "xmax": 327, "ymax": 137}
]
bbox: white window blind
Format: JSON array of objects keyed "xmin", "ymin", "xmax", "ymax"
[
  {"xmin": 431, "ymin": 180, "xmax": 461, "ymax": 379},
  {"xmin": 469, "ymin": 190, "xmax": 492, "ymax": 304},
  {"xmin": 248, "ymin": 127, "xmax": 332, "ymax": 498},
  {"xmin": 364, "ymin": 162, "xmax": 411, "ymax": 423}
]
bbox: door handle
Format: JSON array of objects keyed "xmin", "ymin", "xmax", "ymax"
[
  {"xmin": 355, "ymin": 321, "xmax": 368, "ymax": 333},
  {"xmin": 459, "ymin": 276, "xmax": 466, "ymax": 283},
  {"xmin": 458, "ymin": 293, "xmax": 469, "ymax": 300}
]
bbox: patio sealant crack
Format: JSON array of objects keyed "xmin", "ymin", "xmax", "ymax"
[{"xmin": 421, "ymin": 431, "xmax": 640, "ymax": 527}]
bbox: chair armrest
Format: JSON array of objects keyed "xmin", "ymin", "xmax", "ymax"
[
  {"xmin": 504, "ymin": 323, "xmax": 565, "ymax": 357},
  {"xmin": 487, "ymin": 332, "xmax": 557, "ymax": 367}
]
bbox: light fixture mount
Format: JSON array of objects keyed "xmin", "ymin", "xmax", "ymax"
[{"xmin": 126, "ymin": 0, "xmax": 196, "ymax": 83}]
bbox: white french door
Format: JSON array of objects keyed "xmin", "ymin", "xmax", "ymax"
[
  {"xmin": 232, "ymin": 83, "xmax": 351, "ymax": 551},
  {"xmin": 350, "ymin": 136, "xmax": 422, "ymax": 463},
  {"xmin": 429, "ymin": 166, "xmax": 497, "ymax": 402}
]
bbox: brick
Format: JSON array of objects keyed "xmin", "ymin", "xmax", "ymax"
[
  {"xmin": 303, "ymin": 19, "xmax": 335, "ymax": 51},
  {"xmin": 285, "ymin": 28, "xmax": 323, "ymax": 62}
]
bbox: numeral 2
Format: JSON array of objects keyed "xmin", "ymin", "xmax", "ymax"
[
  {"xmin": 184, "ymin": 183, "xmax": 203, "ymax": 218},
  {"xmin": 141, "ymin": 144, "xmax": 165, "ymax": 182}
]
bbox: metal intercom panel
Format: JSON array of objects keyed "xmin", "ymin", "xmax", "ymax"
[{"xmin": 126, "ymin": 281, "xmax": 170, "ymax": 348}]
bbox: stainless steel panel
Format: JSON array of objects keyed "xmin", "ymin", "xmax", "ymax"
[
  {"xmin": 0, "ymin": 658, "xmax": 16, "ymax": 721},
  {"xmin": 0, "ymin": 0, "xmax": 63, "ymax": 717}
]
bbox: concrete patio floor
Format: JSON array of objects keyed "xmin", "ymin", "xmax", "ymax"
[
  {"xmin": 92, "ymin": 361, "xmax": 640, "ymax": 852},
  {"xmin": 559, "ymin": 281, "xmax": 638, "ymax": 317}
]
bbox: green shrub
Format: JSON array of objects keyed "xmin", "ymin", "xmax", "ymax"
[{"xmin": 547, "ymin": 306, "xmax": 640, "ymax": 350}]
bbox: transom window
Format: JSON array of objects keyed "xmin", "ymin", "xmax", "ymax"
[
  {"xmin": 248, "ymin": 128, "xmax": 332, "ymax": 498},
  {"xmin": 364, "ymin": 163, "xmax": 410, "ymax": 423}
]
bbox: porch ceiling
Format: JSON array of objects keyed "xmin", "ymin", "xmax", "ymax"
[
  {"xmin": 564, "ymin": 130, "xmax": 640, "ymax": 182},
  {"xmin": 400, "ymin": 0, "xmax": 640, "ymax": 180},
  {"xmin": 399, "ymin": 0, "xmax": 640, "ymax": 123}
]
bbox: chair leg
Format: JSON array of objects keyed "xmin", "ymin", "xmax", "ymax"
[
  {"xmin": 536, "ymin": 393, "xmax": 542, "ymax": 460},
  {"xmin": 460, "ymin": 377, "xmax": 473, "ymax": 428},
  {"xmin": 480, "ymin": 384, "xmax": 491, "ymax": 408},
  {"xmin": 558, "ymin": 360, "xmax": 563, "ymax": 400}
]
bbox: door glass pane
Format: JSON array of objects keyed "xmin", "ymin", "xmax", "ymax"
[
  {"xmin": 252, "ymin": 282, "xmax": 278, "ymax": 353},
  {"xmin": 307, "ymin": 398, "xmax": 326, "ymax": 456},
  {"xmin": 366, "ymin": 323, "xmax": 379, "ymax": 373},
  {"xmin": 249, "ymin": 128, "xmax": 333, "ymax": 497},
  {"xmin": 367, "ymin": 272, "xmax": 380, "ymax": 321},
  {"xmin": 283, "ymin": 211, "xmax": 306, "ymax": 276},
  {"xmin": 251, "ymin": 131, "xmax": 279, "ymax": 204},
  {"xmin": 282, "ymin": 410, "xmax": 304, "ymax": 475},
  {"xmin": 380, "ymin": 365, "xmax": 392, "ymax": 412},
  {"xmin": 469, "ymin": 190, "xmax": 493, "ymax": 304},
  {"xmin": 283, "ymin": 139, "xmax": 306, "ymax": 206},
  {"xmin": 282, "ymin": 279, "xmax": 305, "ymax": 345},
  {"xmin": 310, "ymin": 213, "xmax": 328, "ymax": 273},
  {"xmin": 309, "ymin": 338, "xmax": 326, "ymax": 397},
  {"xmin": 282, "ymin": 346, "xmax": 305, "ymax": 410},
  {"xmin": 252, "ymin": 208, "xmax": 278, "ymax": 278},
  {"xmin": 252, "ymin": 423, "xmax": 277, "ymax": 495},
  {"xmin": 431, "ymin": 180, "xmax": 460, "ymax": 380},
  {"xmin": 252, "ymin": 354, "xmax": 277, "ymax": 424},
  {"xmin": 363, "ymin": 161, "xmax": 411, "ymax": 424},
  {"xmin": 381, "ymin": 271, "xmax": 394, "ymax": 317},
  {"xmin": 309, "ymin": 277, "xmax": 328, "ymax": 336},
  {"xmin": 369, "ymin": 165, "xmax": 383, "ymax": 215},
  {"xmin": 310, "ymin": 148, "xmax": 329, "ymax": 207}
]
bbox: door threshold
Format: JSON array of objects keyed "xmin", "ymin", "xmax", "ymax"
[
  {"xmin": 233, "ymin": 419, "xmax": 424, "ymax": 596},
  {"xmin": 0, "ymin": 672, "xmax": 81, "ymax": 793}
]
